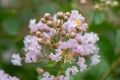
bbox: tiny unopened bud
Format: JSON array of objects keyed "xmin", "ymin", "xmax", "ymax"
[
  {"xmin": 112, "ymin": 1, "xmax": 119, "ymax": 7},
  {"xmin": 36, "ymin": 68, "xmax": 45, "ymax": 74},
  {"xmin": 80, "ymin": 0, "xmax": 86, "ymax": 4},
  {"xmin": 61, "ymin": 31, "xmax": 66, "ymax": 36},
  {"xmin": 44, "ymin": 13, "xmax": 52, "ymax": 20},
  {"xmin": 63, "ymin": 15, "xmax": 68, "ymax": 21},
  {"xmin": 46, "ymin": 39, "xmax": 51, "ymax": 44},
  {"xmin": 47, "ymin": 21, "xmax": 54, "ymax": 27},
  {"xmin": 70, "ymin": 32, "xmax": 76, "ymax": 38},
  {"xmin": 94, "ymin": 4, "xmax": 100, "ymax": 9},
  {"xmin": 54, "ymin": 77, "xmax": 59, "ymax": 80},
  {"xmin": 76, "ymin": 26, "xmax": 81, "ymax": 31},
  {"xmin": 38, "ymin": 38, "xmax": 44, "ymax": 45},
  {"xmin": 41, "ymin": 18, "xmax": 46, "ymax": 23},
  {"xmin": 105, "ymin": 0, "xmax": 111, "ymax": 5},
  {"xmin": 65, "ymin": 12, "xmax": 71, "ymax": 17},
  {"xmin": 57, "ymin": 12, "xmax": 64, "ymax": 19},
  {"xmin": 36, "ymin": 31, "xmax": 42, "ymax": 37}
]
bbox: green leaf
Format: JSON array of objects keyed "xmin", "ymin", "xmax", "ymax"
[
  {"xmin": 94, "ymin": 12, "xmax": 105, "ymax": 25},
  {"xmin": 46, "ymin": 61, "xmax": 57, "ymax": 67},
  {"xmin": 98, "ymin": 36, "xmax": 115, "ymax": 64},
  {"xmin": 116, "ymin": 29, "xmax": 120, "ymax": 47},
  {"xmin": 2, "ymin": 17, "xmax": 20, "ymax": 36}
]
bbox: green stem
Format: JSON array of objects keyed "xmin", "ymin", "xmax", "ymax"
[{"xmin": 100, "ymin": 57, "xmax": 120, "ymax": 80}]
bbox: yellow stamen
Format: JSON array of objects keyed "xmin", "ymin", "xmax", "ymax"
[{"xmin": 76, "ymin": 20, "xmax": 81, "ymax": 25}]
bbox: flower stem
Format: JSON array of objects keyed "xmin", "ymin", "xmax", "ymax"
[{"xmin": 100, "ymin": 57, "xmax": 120, "ymax": 80}]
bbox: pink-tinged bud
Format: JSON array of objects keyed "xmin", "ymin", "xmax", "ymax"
[
  {"xmin": 61, "ymin": 31, "xmax": 66, "ymax": 36},
  {"xmin": 44, "ymin": 13, "xmax": 52, "ymax": 20},
  {"xmin": 46, "ymin": 39, "xmax": 51, "ymax": 44},
  {"xmin": 36, "ymin": 68, "xmax": 45, "ymax": 74},
  {"xmin": 57, "ymin": 11, "xmax": 64, "ymax": 19},
  {"xmin": 105, "ymin": 0, "xmax": 112, "ymax": 5},
  {"xmin": 76, "ymin": 26, "xmax": 81, "ymax": 31},
  {"xmin": 41, "ymin": 18, "xmax": 46, "ymax": 23},
  {"xmin": 63, "ymin": 15, "xmax": 69, "ymax": 21},
  {"xmin": 94, "ymin": 4, "xmax": 100, "ymax": 9},
  {"xmin": 36, "ymin": 31, "xmax": 42, "ymax": 37},
  {"xmin": 47, "ymin": 21, "xmax": 55, "ymax": 27},
  {"xmin": 80, "ymin": 0, "xmax": 86, "ymax": 4},
  {"xmin": 38, "ymin": 38, "xmax": 44, "ymax": 45},
  {"xmin": 70, "ymin": 32, "xmax": 76, "ymax": 38},
  {"xmin": 54, "ymin": 77, "xmax": 59, "ymax": 80},
  {"xmin": 112, "ymin": 1, "xmax": 119, "ymax": 7},
  {"xmin": 65, "ymin": 12, "xmax": 71, "ymax": 17}
]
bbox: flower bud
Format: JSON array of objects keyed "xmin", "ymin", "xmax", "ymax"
[
  {"xmin": 44, "ymin": 13, "xmax": 52, "ymax": 20},
  {"xmin": 94, "ymin": 4, "xmax": 100, "ymax": 9},
  {"xmin": 41, "ymin": 18, "xmax": 46, "ymax": 23},
  {"xmin": 65, "ymin": 12, "xmax": 71, "ymax": 17},
  {"xmin": 105, "ymin": 0, "xmax": 111, "ymax": 5},
  {"xmin": 36, "ymin": 68, "xmax": 45, "ymax": 74},
  {"xmin": 57, "ymin": 11, "xmax": 64, "ymax": 19},
  {"xmin": 36, "ymin": 31, "xmax": 42, "ymax": 37},
  {"xmin": 61, "ymin": 31, "xmax": 66, "ymax": 36},
  {"xmin": 47, "ymin": 21, "xmax": 55, "ymax": 27},
  {"xmin": 38, "ymin": 38, "xmax": 44, "ymax": 45},
  {"xmin": 80, "ymin": 0, "xmax": 86, "ymax": 4},
  {"xmin": 112, "ymin": 1, "xmax": 119, "ymax": 7},
  {"xmin": 54, "ymin": 77, "xmax": 59, "ymax": 80},
  {"xmin": 46, "ymin": 39, "xmax": 51, "ymax": 45},
  {"xmin": 63, "ymin": 15, "xmax": 68, "ymax": 21},
  {"xmin": 70, "ymin": 32, "xmax": 76, "ymax": 38},
  {"xmin": 76, "ymin": 26, "xmax": 81, "ymax": 31}
]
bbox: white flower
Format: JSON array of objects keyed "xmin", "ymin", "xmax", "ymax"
[
  {"xmin": 66, "ymin": 66, "xmax": 78, "ymax": 77},
  {"xmin": 0, "ymin": 69, "xmax": 20, "ymax": 80},
  {"xmin": 29, "ymin": 19, "xmax": 37, "ymax": 33},
  {"xmin": 24, "ymin": 35, "xmax": 42, "ymax": 63},
  {"xmin": 49, "ymin": 49, "xmax": 62, "ymax": 62},
  {"xmin": 90, "ymin": 55, "xmax": 101, "ymax": 65},
  {"xmin": 41, "ymin": 72, "xmax": 55, "ymax": 80},
  {"xmin": 11, "ymin": 54, "xmax": 22, "ymax": 66},
  {"xmin": 77, "ymin": 57, "xmax": 87, "ymax": 71},
  {"xmin": 76, "ymin": 32, "xmax": 99, "ymax": 45}
]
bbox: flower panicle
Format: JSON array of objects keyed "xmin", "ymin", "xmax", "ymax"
[{"xmin": 11, "ymin": 10, "xmax": 100, "ymax": 80}]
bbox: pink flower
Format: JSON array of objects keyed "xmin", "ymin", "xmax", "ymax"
[
  {"xmin": 65, "ymin": 66, "xmax": 78, "ymax": 77},
  {"xmin": 69, "ymin": 10, "xmax": 85, "ymax": 22},
  {"xmin": 77, "ymin": 57, "xmax": 87, "ymax": 71},
  {"xmin": 49, "ymin": 49, "xmax": 62, "ymax": 62},
  {"xmin": 59, "ymin": 39, "xmax": 78, "ymax": 50},
  {"xmin": 11, "ymin": 53, "xmax": 22, "ymax": 66},
  {"xmin": 90, "ymin": 55, "xmax": 100, "ymax": 65},
  {"xmin": 0, "ymin": 69, "xmax": 20, "ymax": 80},
  {"xmin": 80, "ymin": 32, "xmax": 99, "ymax": 44},
  {"xmin": 29, "ymin": 19, "xmax": 37, "ymax": 33},
  {"xmin": 37, "ymin": 21, "xmax": 50, "ymax": 31},
  {"xmin": 41, "ymin": 72, "xmax": 55, "ymax": 80},
  {"xmin": 62, "ymin": 20, "xmax": 77, "ymax": 32},
  {"xmin": 58, "ymin": 75, "xmax": 69, "ymax": 80},
  {"xmin": 42, "ymin": 28, "xmax": 56, "ymax": 39},
  {"xmin": 24, "ymin": 35, "xmax": 42, "ymax": 63}
]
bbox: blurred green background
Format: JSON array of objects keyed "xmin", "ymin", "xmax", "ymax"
[{"xmin": 0, "ymin": 0, "xmax": 120, "ymax": 80}]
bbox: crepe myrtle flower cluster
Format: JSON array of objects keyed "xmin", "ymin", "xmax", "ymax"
[
  {"xmin": 0, "ymin": 69, "xmax": 19, "ymax": 80},
  {"xmin": 11, "ymin": 10, "xmax": 100, "ymax": 80}
]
